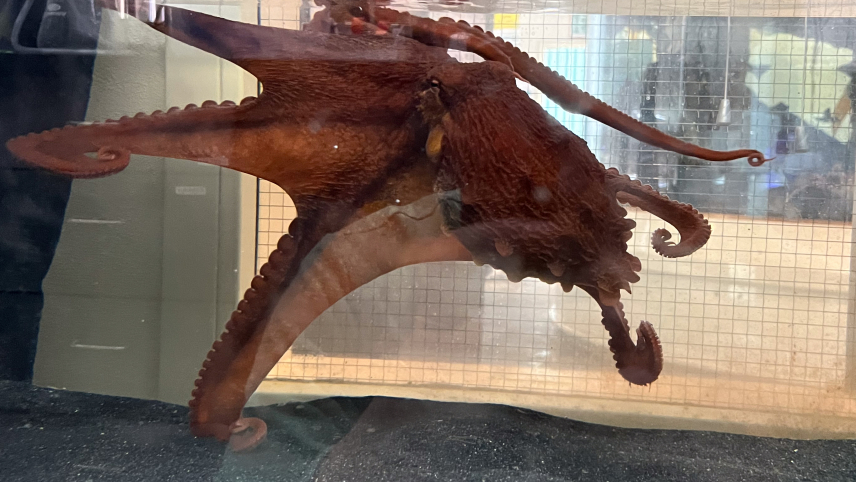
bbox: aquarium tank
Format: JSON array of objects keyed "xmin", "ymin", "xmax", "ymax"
[{"xmin": 2, "ymin": 0, "xmax": 856, "ymax": 480}]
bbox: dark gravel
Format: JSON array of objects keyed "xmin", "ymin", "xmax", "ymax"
[
  {"xmin": 316, "ymin": 398, "xmax": 856, "ymax": 482},
  {"xmin": 2, "ymin": 381, "xmax": 855, "ymax": 481},
  {"xmin": 0, "ymin": 381, "xmax": 365, "ymax": 481}
]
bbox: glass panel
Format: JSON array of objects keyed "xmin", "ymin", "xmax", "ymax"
[
  {"xmin": 255, "ymin": 5, "xmax": 856, "ymax": 435},
  {"xmin": 6, "ymin": 1, "xmax": 856, "ymax": 474}
]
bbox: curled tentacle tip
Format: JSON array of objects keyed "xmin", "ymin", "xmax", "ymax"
[
  {"xmin": 651, "ymin": 228, "xmax": 704, "ymax": 259},
  {"xmin": 652, "ymin": 228, "xmax": 672, "ymax": 241},
  {"xmin": 748, "ymin": 152, "xmax": 773, "ymax": 167},
  {"xmin": 228, "ymin": 418, "xmax": 268, "ymax": 452},
  {"xmin": 616, "ymin": 320, "xmax": 662, "ymax": 385},
  {"xmin": 650, "ymin": 228, "xmax": 674, "ymax": 253}
]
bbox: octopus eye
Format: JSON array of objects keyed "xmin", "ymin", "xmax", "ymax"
[{"xmin": 430, "ymin": 79, "xmax": 441, "ymax": 88}]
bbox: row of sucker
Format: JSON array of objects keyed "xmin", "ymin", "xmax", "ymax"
[
  {"xmin": 595, "ymin": 291, "xmax": 663, "ymax": 385},
  {"xmin": 187, "ymin": 223, "xmax": 297, "ymax": 446},
  {"xmin": 104, "ymin": 97, "xmax": 256, "ymax": 124},
  {"xmin": 605, "ymin": 168, "xmax": 712, "ymax": 258}
]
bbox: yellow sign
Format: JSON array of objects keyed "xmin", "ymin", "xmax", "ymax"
[{"xmin": 493, "ymin": 13, "xmax": 518, "ymax": 30}]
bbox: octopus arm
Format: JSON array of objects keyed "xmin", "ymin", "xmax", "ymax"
[
  {"xmin": 5, "ymin": 100, "xmax": 271, "ymax": 179},
  {"xmin": 190, "ymin": 195, "xmax": 471, "ymax": 450},
  {"xmin": 7, "ymin": 5, "xmax": 433, "ymax": 188},
  {"xmin": 606, "ymin": 168, "xmax": 711, "ymax": 258},
  {"xmin": 580, "ymin": 286, "xmax": 663, "ymax": 386}
]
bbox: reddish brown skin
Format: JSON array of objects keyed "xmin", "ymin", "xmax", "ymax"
[
  {"xmin": 419, "ymin": 61, "xmax": 663, "ymax": 383},
  {"xmin": 5, "ymin": 1, "xmax": 767, "ymax": 450}
]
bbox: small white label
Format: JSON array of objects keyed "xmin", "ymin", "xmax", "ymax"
[
  {"xmin": 68, "ymin": 218, "xmax": 124, "ymax": 225},
  {"xmin": 71, "ymin": 340, "xmax": 126, "ymax": 351},
  {"xmin": 175, "ymin": 186, "xmax": 207, "ymax": 196}
]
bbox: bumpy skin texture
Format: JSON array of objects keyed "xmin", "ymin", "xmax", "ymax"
[
  {"xmin": 419, "ymin": 62, "xmax": 665, "ymax": 384},
  {"xmin": 6, "ymin": 1, "xmax": 766, "ymax": 450}
]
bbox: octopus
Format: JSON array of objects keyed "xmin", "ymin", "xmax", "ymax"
[{"xmin": 5, "ymin": 0, "xmax": 769, "ymax": 451}]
